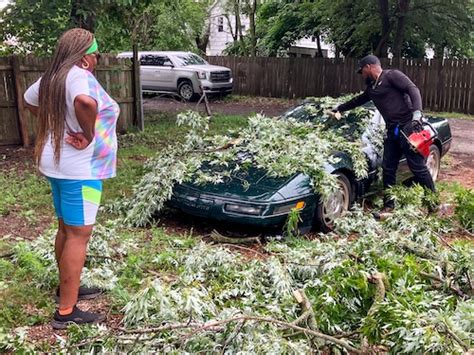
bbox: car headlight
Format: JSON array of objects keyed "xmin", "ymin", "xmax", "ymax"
[
  {"xmin": 224, "ymin": 203, "xmax": 262, "ymax": 216},
  {"xmin": 272, "ymin": 201, "xmax": 306, "ymax": 215},
  {"xmin": 197, "ymin": 71, "xmax": 206, "ymax": 79}
]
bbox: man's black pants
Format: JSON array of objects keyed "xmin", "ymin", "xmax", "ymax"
[{"xmin": 382, "ymin": 127, "xmax": 435, "ymax": 208}]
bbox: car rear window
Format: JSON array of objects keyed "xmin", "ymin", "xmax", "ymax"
[{"xmin": 174, "ymin": 54, "xmax": 207, "ymax": 66}]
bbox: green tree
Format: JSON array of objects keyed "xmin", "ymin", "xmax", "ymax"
[
  {"xmin": 0, "ymin": 0, "xmax": 211, "ymax": 55},
  {"xmin": 95, "ymin": 0, "xmax": 210, "ymax": 53},
  {"xmin": 252, "ymin": 0, "xmax": 472, "ymax": 59},
  {"xmin": 0, "ymin": 0, "xmax": 71, "ymax": 55},
  {"xmin": 256, "ymin": 1, "xmax": 326, "ymax": 57}
]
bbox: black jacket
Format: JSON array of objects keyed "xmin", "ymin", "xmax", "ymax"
[{"xmin": 337, "ymin": 69, "xmax": 422, "ymax": 128}]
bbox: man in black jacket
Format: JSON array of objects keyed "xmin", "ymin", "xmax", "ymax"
[{"xmin": 333, "ymin": 55, "xmax": 435, "ymax": 217}]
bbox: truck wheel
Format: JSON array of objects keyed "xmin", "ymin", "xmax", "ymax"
[
  {"xmin": 426, "ymin": 145, "xmax": 440, "ymax": 182},
  {"xmin": 314, "ymin": 172, "xmax": 353, "ymax": 233},
  {"xmin": 178, "ymin": 80, "xmax": 195, "ymax": 101}
]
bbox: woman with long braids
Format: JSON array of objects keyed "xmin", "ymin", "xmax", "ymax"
[{"xmin": 24, "ymin": 28, "xmax": 119, "ymax": 329}]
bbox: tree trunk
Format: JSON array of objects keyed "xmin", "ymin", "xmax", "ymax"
[
  {"xmin": 392, "ymin": 0, "xmax": 410, "ymax": 59},
  {"xmin": 315, "ymin": 33, "xmax": 323, "ymax": 57},
  {"xmin": 433, "ymin": 44, "xmax": 446, "ymax": 59},
  {"xmin": 233, "ymin": 0, "xmax": 246, "ymax": 55},
  {"xmin": 334, "ymin": 44, "xmax": 340, "ymax": 59},
  {"xmin": 234, "ymin": 0, "xmax": 242, "ymax": 41},
  {"xmin": 70, "ymin": 0, "xmax": 96, "ymax": 32},
  {"xmin": 224, "ymin": 14, "xmax": 237, "ymax": 41},
  {"xmin": 249, "ymin": 0, "xmax": 257, "ymax": 56},
  {"xmin": 196, "ymin": 23, "xmax": 211, "ymax": 54},
  {"xmin": 374, "ymin": 0, "xmax": 391, "ymax": 57}
]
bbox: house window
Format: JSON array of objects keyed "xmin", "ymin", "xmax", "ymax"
[
  {"xmin": 218, "ymin": 17, "xmax": 224, "ymax": 32},
  {"xmin": 311, "ymin": 36, "xmax": 316, "ymax": 42},
  {"xmin": 241, "ymin": 24, "xmax": 246, "ymax": 31}
]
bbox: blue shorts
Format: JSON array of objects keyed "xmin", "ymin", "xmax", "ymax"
[{"xmin": 47, "ymin": 178, "xmax": 103, "ymax": 226}]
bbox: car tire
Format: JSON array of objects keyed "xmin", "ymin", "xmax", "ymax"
[
  {"xmin": 178, "ymin": 80, "xmax": 195, "ymax": 101},
  {"xmin": 314, "ymin": 172, "xmax": 353, "ymax": 233},
  {"xmin": 426, "ymin": 145, "xmax": 441, "ymax": 182}
]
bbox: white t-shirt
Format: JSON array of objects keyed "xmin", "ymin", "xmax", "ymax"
[{"xmin": 24, "ymin": 66, "xmax": 120, "ymax": 180}]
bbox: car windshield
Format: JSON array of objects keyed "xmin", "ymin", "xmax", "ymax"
[
  {"xmin": 282, "ymin": 102, "xmax": 323, "ymax": 123},
  {"xmin": 173, "ymin": 53, "xmax": 208, "ymax": 66}
]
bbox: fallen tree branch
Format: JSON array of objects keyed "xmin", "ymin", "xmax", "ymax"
[
  {"xmin": 221, "ymin": 319, "xmax": 246, "ymax": 354},
  {"xmin": 332, "ymin": 330, "xmax": 360, "ymax": 339},
  {"xmin": 115, "ymin": 322, "xmax": 224, "ymax": 334},
  {"xmin": 293, "ymin": 289, "xmax": 323, "ymax": 347},
  {"xmin": 0, "ymin": 252, "xmax": 14, "ymax": 259},
  {"xmin": 362, "ymin": 272, "xmax": 387, "ymax": 352},
  {"xmin": 460, "ymin": 228, "xmax": 474, "ymax": 238},
  {"xmin": 291, "ymin": 310, "xmax": 313, "ymax": 326},
  {"xmin": 432, "ymin": 231, "xmax": 456, "ymax": 250},
  {"xmin": 181, "ymin": 316, "xmax": 361, "ymax": 353},
  {"xmin": 283, "ymin": 330, "xmax": 304, "ymax": 337},
  {"xmin": 443, "ymin": 325, "xmax": 469, "ymax": 352},
  {"xmin": 217, "ymin": 243, "xmax": 267, "ymax": 258},
  {"xmin": 419, "ymin": 271, "xmax": 468, "ymax": 299},
  {"xmin": 87, "ymin": 254, "xmax": 123, "ymax": 262},
  {"xmin": 400, "ymin": 243, "xmax": 440, "ymax": 261},
  {"xmin": 116, "ymin": 316, "xmax": 360, "ymax": 353},
  {"xmin": 465, "ymin": 271, "xmax": 473, "ymax": 292},
  {"xmin": 368, "ymin": 272, "xmax": 387, "ymax": 306},
  {"xmin": 209, "ymin": 230, "xmax": 261, "ymax": 245},
  {"xmin": 292, "ymin": 290, "xmax": 319, "ymax": 331}
]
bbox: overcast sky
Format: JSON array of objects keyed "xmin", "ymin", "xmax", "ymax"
[{"xmin": 0, "ymin": 0, "xmax": 10, "ymax": 9}]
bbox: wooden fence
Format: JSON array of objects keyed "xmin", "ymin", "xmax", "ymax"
[
  {"xmin": 0, "ymin": 55, "xmax": 141, "ymax": 146},
  {"xmin": 207, "ymin": 56, "xmax": 473, "ymax": 114}
]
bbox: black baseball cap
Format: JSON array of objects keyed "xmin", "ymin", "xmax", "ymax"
[{"xmin": 356, "ymin": 54, "xmax": 381, "ymax": 74}]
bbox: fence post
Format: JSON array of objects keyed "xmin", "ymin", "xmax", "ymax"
[
  {"xmin": 132, "ymin": 44, "xmax": 144, "ymax": 131},
  {"xmin": 469, "ymin": 59, "xmax": 473, "ymax": 115},
  {"xmin": 11, "ymin": 56, "xmax": 31, "ymax": 147}
]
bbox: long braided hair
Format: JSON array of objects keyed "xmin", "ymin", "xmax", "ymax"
[{"xmin": 35, "ymin": 28, "xmax": 95, "ymax": 165}]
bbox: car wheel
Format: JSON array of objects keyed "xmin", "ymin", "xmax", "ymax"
[
  {"xmin": 314, "ymin": 172, "xmax": 352, "ymax": 233},
  {"xmin": 426, "ymin": 145, "xmax": 440, "ymax": 182},
  {"xmin": 178, "ymin": 80, "xmax": 195, "ymax": 101}
]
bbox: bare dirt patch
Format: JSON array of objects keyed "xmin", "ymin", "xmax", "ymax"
[
  {"xmin": 439, "ymin": 154, "xmax": 474, "ymax": 189},
  {"xmin": 25, "ymin": 295, "xmax": 117, "ymax": 348},
  {"xmin": 143, "ymin": 95, "xmax": 297, "ymax": 117}
]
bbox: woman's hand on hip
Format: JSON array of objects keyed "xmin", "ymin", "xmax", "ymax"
[
  {"xmin": 66, "ymin": 131, "xmax": 90, "ymax": 150},
  {"xmin": 74, "ymin": 95, "xmax": 98, "ymax": 143}
]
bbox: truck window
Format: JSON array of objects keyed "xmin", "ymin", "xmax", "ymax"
[{"xmin": 140, "ymin": 55, "xmax": 173, "ymax": 67}]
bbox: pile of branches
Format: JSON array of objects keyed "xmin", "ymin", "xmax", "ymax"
[
  {"xmin": 112, "ymin": 96, "xmax": 384, "ymax": 227},
  {"xmin": 2, "ymin": 97, "xmax": 472, "ymax": 352},
  {"xmin": 2, "ymin": 186, "xmax": 472, "ymax": 353}
]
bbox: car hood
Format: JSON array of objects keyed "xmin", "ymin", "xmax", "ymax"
[
  {"xmin": 182, "ymin": 64, "xmax": 230, "ymax": 72},
  {"xmin": 179, "ymin": 166, "xmax": 292, "ymax": 202}
]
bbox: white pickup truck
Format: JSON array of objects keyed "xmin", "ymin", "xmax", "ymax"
[{"xmin": 117, "ymin": 51, "xmax": 233, "ymax": 101}]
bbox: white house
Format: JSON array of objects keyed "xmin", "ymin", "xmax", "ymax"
[{"xmin": 206, "ymin": 0, "xmax": 336, "ymax": 58}]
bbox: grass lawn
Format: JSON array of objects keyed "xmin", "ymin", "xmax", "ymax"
[{"xmin": 425, "ymin": 111, "xmax": 474, "ymax": 120}]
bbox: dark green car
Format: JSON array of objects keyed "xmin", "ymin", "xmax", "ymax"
[{"xmin": 169, "ymin": 100, "xmax": 452, "ymax": 233}]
